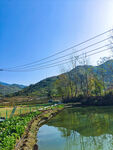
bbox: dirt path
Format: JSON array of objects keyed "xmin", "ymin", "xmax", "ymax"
[{"xmin": 15, "ymin": 107, "xmax": 64, "ymax": 150}]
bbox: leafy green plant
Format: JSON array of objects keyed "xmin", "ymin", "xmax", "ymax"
[{"xmin": 0, "ymin": 111, "xmax": 41, "ymax": 150}]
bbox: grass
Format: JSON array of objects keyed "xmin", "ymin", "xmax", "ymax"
[
  {"xmin": 0, "ymin": 106, "xmax": 38, "ymax": 118},
  {"xmin": 0, "ymin": 95, "xmax": 61, "ymax": 119},
  {"xmin": 0, "ymin": 103, "xmax": 63, "ymax": 119}
]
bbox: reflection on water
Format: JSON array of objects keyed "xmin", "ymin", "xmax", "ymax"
[{"xmin": 37, "ymin": 107, "xmax": 113, "ymax": 150}]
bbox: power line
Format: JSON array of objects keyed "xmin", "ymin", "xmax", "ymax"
[
  {"xmin": 27, "ymin": 48, "xmax": 112, "ymax": 71},
  {"xmin": 5, "ymin": 28, "xmax": 113, "ymax": 70},
  {"xmin": 4, "ymin": 47, "xmax": 112, "ymax": 72},
  {"xmin": 5, "ymin": 37, "xmax": 111, "ymax": 70},
  {"xmin": 5, "ymin": 43, "xmax": 112, "ymax": 71}
]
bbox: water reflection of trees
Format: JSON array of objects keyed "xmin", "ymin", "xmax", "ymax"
[
  {"xmin": 63, "ymin": 132, "xmax": 113, "ymax": 150},
  {"xmin": 47, "ymin": 107, "xmax": 113, "ymax": 137},
  {"xmin": 47, "ymin": 108, "xmax": 113, "ymax": 150}
]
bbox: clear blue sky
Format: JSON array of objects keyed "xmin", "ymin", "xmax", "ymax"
[{"xmin": 0, "ymin": 0, "xmax": 113, "ymax": 85}]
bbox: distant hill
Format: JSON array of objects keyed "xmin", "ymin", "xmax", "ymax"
[
  {"xmin": 0, "ymin": 82, "xmax": 26, "ymax": 96},
  {"xmin": 0, "ymin": 82, "xmax": 10, "ymax": 86},
  {"xmin": 11, "ymin": 59, "xmax": 113, "ymax": 97}
]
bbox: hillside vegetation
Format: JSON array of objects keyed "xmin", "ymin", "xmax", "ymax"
[
  {"xmin": 9, "ymin": 59, "xmax": 113, "ymax": 100},
  {"xmin": 0, "ymin": 82, "xmax": 26, "ymax": 96}
]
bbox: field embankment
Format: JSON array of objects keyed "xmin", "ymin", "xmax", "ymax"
[
  {"xmin": 15, "ymin": 105, "xmax": 64, "ymax": 150},
  {"xmin": 0, "ymin": 105, "xmax": 64, "ymax": 150}
]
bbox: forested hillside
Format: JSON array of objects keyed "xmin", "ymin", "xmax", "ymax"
[
  {"xmin": 0, "ymin": 82, "xmax": 26, "ymax": 95},
  {"xmin": 10, "ymin": 59, "xmax": 113, "ymax": 99}
]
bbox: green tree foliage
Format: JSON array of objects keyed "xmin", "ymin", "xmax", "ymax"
[
  {"xmin": 88, "ymin": 74, "xmax": 103, "ymax": 96},
  {"xmin": 8, "ymin": 59, "xmax": 113, "ymax": 104}
]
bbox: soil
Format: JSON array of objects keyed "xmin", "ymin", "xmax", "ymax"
[{"xmin": 14, "ymin": 107, "xmax": 64, "ymax": 150}]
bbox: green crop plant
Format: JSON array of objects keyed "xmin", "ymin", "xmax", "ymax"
[{"xmin": 0, "ymin": 111, "xmax": 41, "ymax": 150}]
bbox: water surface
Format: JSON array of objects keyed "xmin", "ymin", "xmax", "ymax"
[{"xmin": 37, "ymin": 107, "xmax": 113, "ymax": 150}]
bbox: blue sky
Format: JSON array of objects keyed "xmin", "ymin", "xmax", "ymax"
[{"xmin": 0, "ymin": 0, "xmax": 113, "ymax": 85}]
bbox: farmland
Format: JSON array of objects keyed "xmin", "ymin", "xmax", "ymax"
[
  {"xmin": 0, "ymin": 102, "xmax": 58, "ymax": 119},
  {"xmin": 0, "ymin": 105, "xmax": 39, "ymax": 119},
  {"xmin": 0, "ymin": 110, "xmax": 41, "ymax": 150},
  {"xmin": 0, "ymin": 96, "xmax": 50, "ymax": 118},
  {"xmin": 0, "ymin": 104, "xmax": 64, "ymax": 150}
]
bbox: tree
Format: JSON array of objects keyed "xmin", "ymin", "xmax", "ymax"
[
  {"xmin": 88, "ymin": 74, "xmax": 103, "ymax": 96},
  {"xmin": 70, "ymin": 56, "xmax": 80, "ymax": 97},
  {"xmin": 78, "ymin": 53, "xmax": 89, "ymax": 97},
  {"xmin": 97, "ymin": 57, "xmax": 109, "ymax": 95}
]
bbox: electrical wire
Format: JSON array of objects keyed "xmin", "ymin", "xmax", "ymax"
[
  {"xmin": 4, "ymin": 47, "xmax": 112, "ymax": 72},
  {"xmin": 5, "ymin": 29, "xmax": 112, "ymax": 70},
  {"xmin": 4, "ymin": 37, "xmax": 111, "ymax": 70}
]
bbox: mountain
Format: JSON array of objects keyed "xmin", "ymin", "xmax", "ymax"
[
  {"xmin": 11, "ymin": 76, "xmax": 58, "ymax": 97},
  {"xmin": 11, "ymin": 59, "xmax": 113, "ymax": 97},
  {"xmin": 0, "ymin": 82, "xmax": 10, "ymax": 86},
  {"xmin": 0, "ymin": 82, "xmax": 26, "ymax": 96}
]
